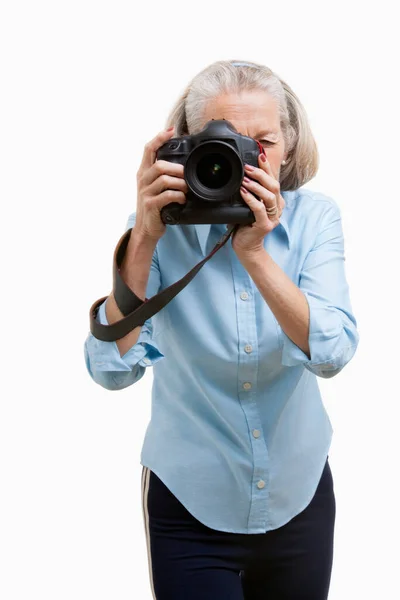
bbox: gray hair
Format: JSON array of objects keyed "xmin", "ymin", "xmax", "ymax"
[{"xmin": 165, "ymin": 59, "xmax": 319, "ymax": 191}]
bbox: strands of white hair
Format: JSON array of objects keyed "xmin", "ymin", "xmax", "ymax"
[{"xmin": 166, "ymin": 59, "xmax": 319, "ymax": 191}]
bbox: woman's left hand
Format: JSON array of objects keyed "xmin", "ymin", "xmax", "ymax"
[{"xmin": 231, "ymin": 153, "xmax": 285, "ymax": 258}]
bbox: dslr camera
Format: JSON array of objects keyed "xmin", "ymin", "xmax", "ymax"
[{"xmin": 156, "ymin": 119, "xmax": 265, "ymax": 225}]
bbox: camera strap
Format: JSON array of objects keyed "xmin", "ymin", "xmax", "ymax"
[{"xmin": 89, "ymin": 223, "xmax": 239, "ymax": 342}]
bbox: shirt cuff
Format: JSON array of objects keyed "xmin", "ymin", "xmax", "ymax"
[
  {"xmin": 92, "ymin": 298, "xmax": 165, "ymax": 370},
  {"xmin": 281, "ymin": 290, "xmax": 359, "ymax": 377}
]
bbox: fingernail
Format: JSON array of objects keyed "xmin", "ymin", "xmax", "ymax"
[
  {"xmin": 260, "ymin": 154, "xmax": 267, "ymax": 162},
  {"xmin": 244, "ymin": 164, "xmax": 255, "ymax": 171},
  {"xmin": 166, "ymin": 126, "xmax": 174, "ymax": 132}
]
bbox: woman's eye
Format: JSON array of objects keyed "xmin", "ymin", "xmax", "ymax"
[{"xmin": 259, "ymin": 140, "xmax": 275, "ymax": 145}]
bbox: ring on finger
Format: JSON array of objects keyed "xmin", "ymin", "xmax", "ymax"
[{"xmin": 266, "ymin": 205, "xmax": 278, "ymax": 216}]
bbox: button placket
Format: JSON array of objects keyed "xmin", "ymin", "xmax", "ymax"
[{"xmin": 231, "ymin": 261, "xmax": 269, "ymax": 529}]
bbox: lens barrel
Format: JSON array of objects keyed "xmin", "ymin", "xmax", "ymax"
[{"xmin": 184, "ymin": 141, "xmax": 243, "ymax": 201}]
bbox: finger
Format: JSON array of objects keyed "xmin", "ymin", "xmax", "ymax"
[
  {"xmin": 258, "ymin": 152, "xmax": 274, "ymax": 177},
  {"xmin": 240, "ymin": 186, "xmax": 269, "ymax": 225},
  {"xmin": 138, "ymin": 127, "xmax": 176, "ymax": 173},
  {"xmin": 154, "ymin": 188, "xmax": 187, "ymax": 208},
  {"xmin": 242, "ymin": 176, "xmax": 276, "ymax": 210},
  {"xmin": 141, "ymin": 159, "xmax": 185, "ymax": 187},
  {"xmin": 241, "ymin": 185, "xmax": 281, "ymax": 223},
  {"xmin": 147, "ymin": 172, "xmax": 189, "ymax": 196},
  {"xmin": 244, "ymin": 164, "xmax": 280, "ymax": 197}
]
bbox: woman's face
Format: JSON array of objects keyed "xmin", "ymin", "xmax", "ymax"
[{"xmin": 201, "ymin": 89, "xmax": 287, "ymax": 181}]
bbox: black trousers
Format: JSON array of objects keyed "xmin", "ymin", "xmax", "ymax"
[{"xmin": 141, "ymin": 457, "xmax": 336, "ymax": 599}]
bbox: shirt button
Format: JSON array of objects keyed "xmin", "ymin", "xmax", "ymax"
[
  {"xmin": 252, "ymin": 429, "xmax": 261, "ymax": 438},
  {"xmin": 240, "ymin": 292, "xmax": 249, "ymax": 300},
  {"xmin": 257, "ymin": 480, "xmax": 266, "ymax": 489},
  {"xmin": 243, "ymin": 382, "xmax": 252, "ymax": 390},
  {"xmin": 244, "ymin": 344, "xmax": 253, "ymax": 353}
]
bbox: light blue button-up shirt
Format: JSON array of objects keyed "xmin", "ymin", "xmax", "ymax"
[{"xmin": 84, "ymin": 187, "xmax": 359, "ymax": 534}]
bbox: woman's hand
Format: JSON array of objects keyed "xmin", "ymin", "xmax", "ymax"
[
  {"xmin": 230, "ymin": 152, "xmax": 285, "ymax": 258},
  {"xmin": 134, "ymin": 126, "xmax": 188, "ymax": 242}
]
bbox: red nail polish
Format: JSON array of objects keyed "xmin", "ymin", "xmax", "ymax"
[{"xmin": 260, "ymin": 154, "xmax": 267, "ymax": 162}]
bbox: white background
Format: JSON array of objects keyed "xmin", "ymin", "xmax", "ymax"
[{"xmin": 1, "ymin": 1, "xmax": 398, "ymax": 598}]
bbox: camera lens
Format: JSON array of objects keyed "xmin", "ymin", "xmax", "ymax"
[
  {"xmin": 185, "ymin": 141, "xmax": 243, "ymax": 201},
  {"xmin": 196, "ymin": 153, "xmax": 232, "ymax": 189}
]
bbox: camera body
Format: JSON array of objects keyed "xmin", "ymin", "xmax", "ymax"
[{"xmin": 156, "ymin": 119, "xmax": 265, "ymax": 225}]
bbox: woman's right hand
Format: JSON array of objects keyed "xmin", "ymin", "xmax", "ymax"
[{"xmin": 134, "ymin": 126, "xmax": 188, "ymax": 241}]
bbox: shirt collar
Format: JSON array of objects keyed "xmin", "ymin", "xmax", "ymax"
[{"xmin": 193, "ymin": 191, "xmax": 292, "ymax": 257}]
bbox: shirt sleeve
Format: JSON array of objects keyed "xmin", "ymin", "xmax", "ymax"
[
  {"xmin": 84, "ymin": 211, "xmax": 165, "ymax": 390},
  {"xmin": 281, "ymin": 199, "xmax": 359, "ymax": 378}
]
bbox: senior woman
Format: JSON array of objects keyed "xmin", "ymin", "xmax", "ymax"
[{"xmin": 84, "ymin": 59, "xmax": 359, "ymax": 599}]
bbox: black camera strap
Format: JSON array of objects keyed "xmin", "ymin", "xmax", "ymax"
[{"xmin": 89, "ymin": 223, "xmax": 239, "ymax": 342}]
